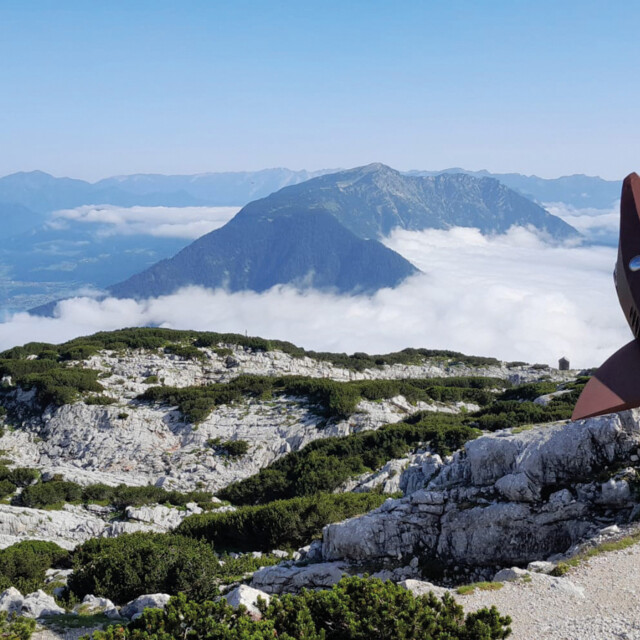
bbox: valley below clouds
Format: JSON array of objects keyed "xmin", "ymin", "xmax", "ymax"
[{"xmin": 0, "ymin": 224, "xmax": 629, "ymax": 369}]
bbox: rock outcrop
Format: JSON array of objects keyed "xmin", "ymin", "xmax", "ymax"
[
  {"xmin": 0, "ymin": 345, "xmax": 573, "ymax": 495},
  {"xmin": 0, "ymin": 589, "xmax": 67, "ymax": 618},
  {"xmin": 310, "ymin": 410, "xmax": 640, "ymax": 580}
]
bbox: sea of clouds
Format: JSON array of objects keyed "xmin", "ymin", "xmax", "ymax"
[
  {"xmin": 0, "ymin": 223, "xmax": 630, "ymax": 369},
  {"xmin": 546, "ymin": 202, "xmax": 620, "ymax": 247},
  {"xmin": 49, "ymin": 205, "xmax": 241, "ymax": 239}
]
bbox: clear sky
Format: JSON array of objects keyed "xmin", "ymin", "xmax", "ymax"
[{"xmin": 1, "ymin": 0, "xmax": 638, "ymax": 181}]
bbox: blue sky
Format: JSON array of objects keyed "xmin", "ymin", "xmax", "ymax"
[{"xmin": 1, "ymin": 1, "xmax": 638, "ymax": 180}]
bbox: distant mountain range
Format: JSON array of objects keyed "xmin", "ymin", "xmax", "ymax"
[
  {"xmin": 107, "ymin": 164, "xmax": 578, "ymax": 301},
  {"xmin": 0, "ymin": 168, "xmax": 334, "ymax": 215},
  {"xmin": 408, "ymin": 169, "xmax": 622, "ymax": 209},
  {"xmin": 0, "ymin": 166, "xmax": 622, "ymax": 219},
  {"xmin": 0, "ymin": 163, "xmax": 613, "ymax": 313}
]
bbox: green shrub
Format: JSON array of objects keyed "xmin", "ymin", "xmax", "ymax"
[
  {"xmin": 0, "ymin": 540, "xmax": 70, "ymax": 594},
  {"xmin": 18, "ymin": 481, "xmax": 83, "ymax": 508},
  {"xmin": 219, "ymin": 413, "xmax": 478, "ymax": 505},
  {"xmin": 499, "ymin": 381, "xmax": 557, "ymax": 402},
  {"xmin": 0, "ymin": 329, "xmax": 507, "ymax": 378},
  {"xmin": 164, "ymin": 345, "xmax": 205, "ymax": 361},
  {"xmin": 208, "ymin": 438, "xmax": 250, "ymax": 458},
  {"xmin": 68, "ymin": 533, "xmax": 221, "ymax": 604},
  {"xmin": 84, "ymin": 395, "xmax": 116, "ymax": 406},
  {"xmin": 140, "ymin": 375, "xmax": 505, "ymax": 424},
  {"xmin": 177, "ymin": 492, "xmax": 388, "ymax": 551},
  {"xmin": 0, "ymin": 479, "xmax": 16, "ymax": 499},
  {"xmin": 472, "ymin": 381, "xmax": 586, "ymax": 431},
  {"xmin": 18, "ymin": 367, "xmax": 104, "ymax": 407},
  {"xmin": 90, "ymin": 577, "xmax": 511, "ymax": 640},
  {"xmin": 7, "ymin": 468, "xmax": 40, "ymax": 487},
  {"xmin": 0, "ymin": 611, "xmax": 35, "ymax": 640},
  {"xmin": 17, "ymin": 478, "xmax": 213, "ymax": 510}
]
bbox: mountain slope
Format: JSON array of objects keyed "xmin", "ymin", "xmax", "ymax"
[
  {"xmin": 109, "ymin": 210, "xmax": 418, "ymax": 298},
  {"xmin": 235, "ymin": 163, "xmax": 580, "ymax": 240},
  {"xmin": 409, "ymin": 169, "xmax": 622, "ymax": 209},
  {"xmin": 107, "ymin": 163, "xmax": 578, "ymax": 301},
  {"xmin": 0, "ymin": 202, "xmax": 44, "ymax": 237}
]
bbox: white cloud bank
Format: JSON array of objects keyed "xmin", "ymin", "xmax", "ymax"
[
  {"xmin": 0, "ymin": 226, "xmax": 630, "ymax": 369},
  {"xmin": 49, "ymin": 205, "xmax": 240, "ymax": 239},
  {"xmin": 545, "ymin": 202, "xmax": 619, "ymax": 246}
]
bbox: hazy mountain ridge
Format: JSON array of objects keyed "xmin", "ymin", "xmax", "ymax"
[
  {"xmin": 409, "ymin": 168, "xmax": 622, "ymax": 209},
  {"xmin": 237, "ymin": 163, "xmax": 580, "ymax": 240},
  {"xmin": 0, "ymin": 166, "xmax": 620, "ymax": 215},
  {"xmin": 0, "ymin": 168, "xmax": 335, "ymax": 213}
]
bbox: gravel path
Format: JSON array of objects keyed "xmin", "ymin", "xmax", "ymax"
[{"xmin": 458, "ymin": 542, "xmax": 640, "ymax": 639}]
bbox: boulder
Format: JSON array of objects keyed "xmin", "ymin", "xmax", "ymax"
[
  {"xmin": 398, "ymin": 579, "xmax": 450, "ymax": 599},
  {"xmin": 493, "ymin": 567, "xmax": 530, "ymax": 582},
  {"xmin": 293, "ymin": 540, "xmax": 323, "ymax": 563},
  {"xmin": 125, "ymin": 503, "xmax": 202, "ymax": 530},
  {"xmin": 599, "ymin": 479, "xmax": 631, "ymax": 506},
  {"xmin": 251, "ymin": 562, "xmax": 348, "ymax": 595},
  {"xmin": 120, "ymin": 594, "xmax": 171, "ymax": 620},
  {"xmin": 21, "ymin": 590, "xmax": 65, "ymax": 618},
  {"xmin": 74, "ymin": 594, "xmax": 120, "ymax": 619},
  {"xmin": 527, "ymin": 561, "xmax": 556, "ymax": 574},
  {"xmin": 0, "ymin": 588, "xmax": 23, "ymax": 616},
  {"xmin": 223, "ymin": 585, "xmax": 270, "ymax": 618}
]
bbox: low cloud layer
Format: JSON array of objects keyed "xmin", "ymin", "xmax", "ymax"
[
  {"xmin": 50, "ymin": 205, "xmax": 240, "ymax": 239},
  {"xmin": 0, "ymin": 226, "xmax": 630, "ymax": 368},
  {"xmin": 546, "ymin": 202, "xmax": 619, "ymax": 246}
]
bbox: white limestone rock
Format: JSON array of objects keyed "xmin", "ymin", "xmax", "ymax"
[
  {"xmin": 125, "ymin": 503, "xmax": 202, "ymax": 530},
  {"xmin": 21, "ymin": 590, "xmax": 65, "ymax": 618},
  {"xmin": 527, "ymin": 561, "xmax": 556, "ymax": 574},
  {"xmin": 223, "ymin": 585, "xmax": 270, "ymax": 618},
  {"xmin": 120, "ymin": 594, "xmax": 171, "ymax": 620},
  {"xmin": 251, "ymin": 562, "xmax": 348, "ymax": 595},
  {"xmin": 0, "ymin": 588, "xmax": 23, "ymax": 616},
  {"xmin": 533, "ymin": 390, "xmax": 572, "ymax": 406},
  {"xmin": 398, "ymin": 579, "xmax": 450, "ymax": 599},
  {"xmin": 0, "ymin": 504, "xmax": 108, "ymax": 550},
  {"xmin": 495, "ymin": 472, "xmax": 539, "ymax": 502},
  {"xmin": 599, "ymin": 479, "xmax": 632, "ymax": 506},
  {"xmin": 321, "ymin": 409, "xmax": 640, "ymax": 569},
  {"xmin": 399, "ymin": 453, "xmax": 443, "ymax": 496},
  {"xmin": 74, "ymin": 595, "xmax": 120, "ymax": 619},
  {"xmin": 493, "ymin": 567, "xmax": 530, "ymax": 582}
]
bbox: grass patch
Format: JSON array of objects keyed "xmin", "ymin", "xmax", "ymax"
[
  {"xmin": 455, "ymin": 581, "xmax": 504, "ymax": 595},
  {"xmin": 42, "ymin": 613, "xmax": 115, "ymax": 631}
]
